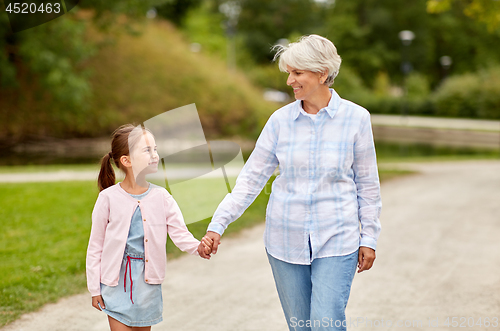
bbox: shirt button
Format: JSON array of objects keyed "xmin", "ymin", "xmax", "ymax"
[
  {"xmin": 143, "ymin": 219, "xmax": 146, "ymax": 222},
  {"xmin": 145, "ymin": 239, "xmax": 148, "ymax": 242},
  {"xmin": 145, "ymin": 279, "xmax": 148, "ymax": 282},
  {"xmin": 137, "ymin": 200, "xmax": 140, "ymax": 203},
  {"xmin": 146, "ymin": 260, "xmax": 148, "ymax": 262}
]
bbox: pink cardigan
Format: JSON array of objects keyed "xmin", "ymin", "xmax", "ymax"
[{"xmin": 86, "ymin": 183, "xmax": 200, "ymax": 297}]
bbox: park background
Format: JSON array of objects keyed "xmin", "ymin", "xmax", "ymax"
[{"xmin": 0, "ymin": 0, "xmax": 499, "ymax": 328}]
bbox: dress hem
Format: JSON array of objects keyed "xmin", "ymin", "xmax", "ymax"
[{"xmin": 101, "ymin": 306, "xmax": 163, "ymax": 327}]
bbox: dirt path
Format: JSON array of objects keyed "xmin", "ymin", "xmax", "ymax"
[{"xmin": 2, "ymin": 160, "xmax": 500, "ymax": 331}]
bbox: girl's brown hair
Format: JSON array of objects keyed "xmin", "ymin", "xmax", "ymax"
[{"xmin": 98, "ymin": 124, "xmax": 151, "ymax": 191}]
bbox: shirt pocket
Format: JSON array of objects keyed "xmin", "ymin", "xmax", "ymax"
[{"xmin": 319, "ymin": 141, "xmax": 354, "ymax": 177}]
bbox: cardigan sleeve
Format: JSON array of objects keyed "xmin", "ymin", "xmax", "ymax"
[
  {"xmin": 164, "ymin": 194, "xmax": 200, "ymax": 255},
  {"xmin": 86, "ymin": 192, "xmax": 109, "ymax": 296}
]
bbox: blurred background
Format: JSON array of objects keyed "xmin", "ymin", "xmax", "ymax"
[
  {"xmin": 0, "ymin": 0, "xmax": 499, "ymax": 328},
  {"xmin": 0, "ymin": 0, "xmax": 499, "ymax": 164}
]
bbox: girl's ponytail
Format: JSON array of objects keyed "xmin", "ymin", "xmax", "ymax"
[{"xmin": 98, "ymin": 151, "xmax": 116, "ymax": 191}]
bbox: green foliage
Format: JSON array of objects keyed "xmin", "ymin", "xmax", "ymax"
[
  {"xmin": 2, "ymin": 0, "xmax": 500, "ymax": 145},
  {"xmin": 78, "ymin": 0, "xmax": 169, "ymax": 20},
  {"xmin": 0, "ymin": 0, "xmax": 182, "ymax": 141},
  {"xmin": 407, "ymin": 72, "xmax": 431, "ymax": 102},
  {"xmin": 477, "ymin": 67, "xmax": 500, "ymax": 119},
  {"xmin": 155, "ymin": 0, "xmax": 202, "ymax": 26},
  {"xmin": 181, "ymin": 1, "xmax": 256, "ymax": 69},
  {"xmin": 432, "ymin": 67, "xmax": 500, "ymax": 119},
  {"xmin": 0, "ymin": 0, "xmax": 174, "ymax": 92},
  {"xmin": 0, "ymin": 13, "xmax": 276, "ymax": 141},
  {"xmin": 209, "ymin": 0, "xmax": 500, "ymax": 90},
  {"xmin": 362, "ymin": 66, "xmax": 500, "ymax": 119},
  {"xmin": 17, "ymin": 14, "xmax": 94, "ymax": 111},
  {"xmin": 182, "ymin": 1, "xmax": 228, "ymax": 57},
  {"xmin": 375, "ymin": 141, "xmax": 500, "ymax": 161},
  {"xmin": 320, "ymin": 0, "xmax": 500, "ymax": 88},
  {"xmin": 235, "ymin": 0, "xmax": 324, "ymax": 63},
  {"xmin": 84, "ymin": 19, "xmax": 275, "ymax": 139},
  {"xmin": 333, "ymin": 66, "xmax": 374, "ymax": 106},
  {"xmin": 248, "ymin": 64, "xmax": 289, "ymax": 92},
  {"xmin": 427, "ymin": 0, "xmax": 500, "ymax": 31},
  {"xmin": 0, "ymin": 13, "xmax": 16, "ymax": 87},
  {"xmin": 432, "ymin": 73, "xmax": 481, "ymax": 118}
]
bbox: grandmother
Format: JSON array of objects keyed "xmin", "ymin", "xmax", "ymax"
[{"xmin": 201, "ymin": 34, "xmax": 382, "ymax": 331}]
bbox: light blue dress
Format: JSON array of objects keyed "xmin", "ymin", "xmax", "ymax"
[{"xmin": 99, "ymin": 184, "xmax": 163, "ymax": 327}]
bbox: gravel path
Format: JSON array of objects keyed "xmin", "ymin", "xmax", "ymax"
[{"xmin": 2, "ymin": 160, "xmax": 500, "ymax": 331}]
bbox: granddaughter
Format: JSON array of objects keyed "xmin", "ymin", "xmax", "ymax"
[{"xmin": 86, "ymin": 124, "xmax": 212, "ymax": 330}]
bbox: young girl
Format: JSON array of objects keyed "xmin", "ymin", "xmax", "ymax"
[{"xmin": 86, "ymin": 124, "xmax": 212, "ymax": 330}]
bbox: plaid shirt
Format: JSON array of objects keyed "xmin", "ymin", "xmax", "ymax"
[{"xmin": 208, "ymin": 89, "xmax": 382, "ymax": 265}]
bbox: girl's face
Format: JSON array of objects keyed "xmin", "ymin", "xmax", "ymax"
[
  {"xmin": 130, "ymin": 132, "xmax": 159, "ymax": 178},
  {"xmin": 286, "ymin": 65, "xmax": 325, "ymax": 101}
]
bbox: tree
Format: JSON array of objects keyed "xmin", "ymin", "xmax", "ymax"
[
  {"xmin": 235, "ymin": 0, "xmax": 323, "ymax": 63},
  {"xmin": 0, "ymin": 0, "xmax": 173, "ymax": 140},
  {"xmin": 427, "ymin": 0, "xmax": 500, "ymax": 31},
  {"xmin": 155, "ymin": 0, "xmax": 202, "ymax": 26}
]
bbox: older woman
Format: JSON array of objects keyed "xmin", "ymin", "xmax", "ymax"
[{"xmin": 201, "ymin": 35, "xmax": 382, "ymax": 331}]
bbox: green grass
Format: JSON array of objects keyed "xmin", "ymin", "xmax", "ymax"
[
  {"xmin": 0, "ymin": 169, "xmax": 409, "ymax": 327},
  {"xmin": 375, "ymin": 141, "xmax": 500, "ymax": 162},
  {"xmin": 0, "ymin": 181, "xmax": 97, "ymax": 326}
]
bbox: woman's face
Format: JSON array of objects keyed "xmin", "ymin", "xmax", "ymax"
[
  {"xmin": 130, "ymin": 132, "xmax": 159, "ymax": 178},
  {"xmin": 286, "ymin": 65, "xmax": 325, "ymax": 101}
]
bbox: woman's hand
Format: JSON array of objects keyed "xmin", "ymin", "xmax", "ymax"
[
  {"xmin": 92, "ymin": 295, "xmax": 105, "ymax": 311},
  {"xmin": 205, "ymin": 231, "xmax": 221, "ymax": 254},
  {"xmin": 357, "ymin": 246, "xmax": 376, "ymax": 273},
  {"xmin": 198, "ymin": 236, "xmax": 215, "ymax": 259}
]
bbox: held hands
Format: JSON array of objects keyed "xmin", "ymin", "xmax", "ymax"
[
  {"xmin": 357, "ymin": 246, "xmax": 376, "ymax": 273},
  {"xmin": 92, "ymin": 295, "xmax": 105, "ymax": 311},
  {"xmin": 197, "ymin": 231, "xmax": 221, "ymax": 260}
]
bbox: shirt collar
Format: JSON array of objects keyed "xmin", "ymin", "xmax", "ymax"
[{"xmin": 292, "ymin": 88, "xmax": 340, "ymax": 120}]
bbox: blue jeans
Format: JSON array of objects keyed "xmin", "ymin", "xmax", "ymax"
[{"xmin": 267, "ymin": 249, "xmax": 358, "ymax": 331}]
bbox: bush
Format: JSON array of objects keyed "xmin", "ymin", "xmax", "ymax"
[
  {"xmin": 431, "ymin": 73, "xmax": 482, "ymax": 118},
  {"xmin": 431, "ymin": 67, "xmax": 500, "ymax": 119},
  {"xmin": 477, "ymin": 67, "xmax": 500, "ymax": 119},
  {"xmin": 407, "ymin": 72, "xmax": 431, "ymax": 102},
  {"xmin": 357, "ymin": 68, "xmax": 500, "ymax": 120}
]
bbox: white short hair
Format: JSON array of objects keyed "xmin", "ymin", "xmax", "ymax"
[{"xmin": 273, "ymin": 35, "xmax": 342, "ymax": 86}]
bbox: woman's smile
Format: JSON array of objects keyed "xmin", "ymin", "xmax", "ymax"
[{"xmin": 286, "ymin": 65, "xmax": 324, "ymax": 101}]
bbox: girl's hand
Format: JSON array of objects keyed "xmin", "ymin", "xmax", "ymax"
[{"xmin": 92, "ymin": 295, "xmax": 105, "ymax": 311}]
